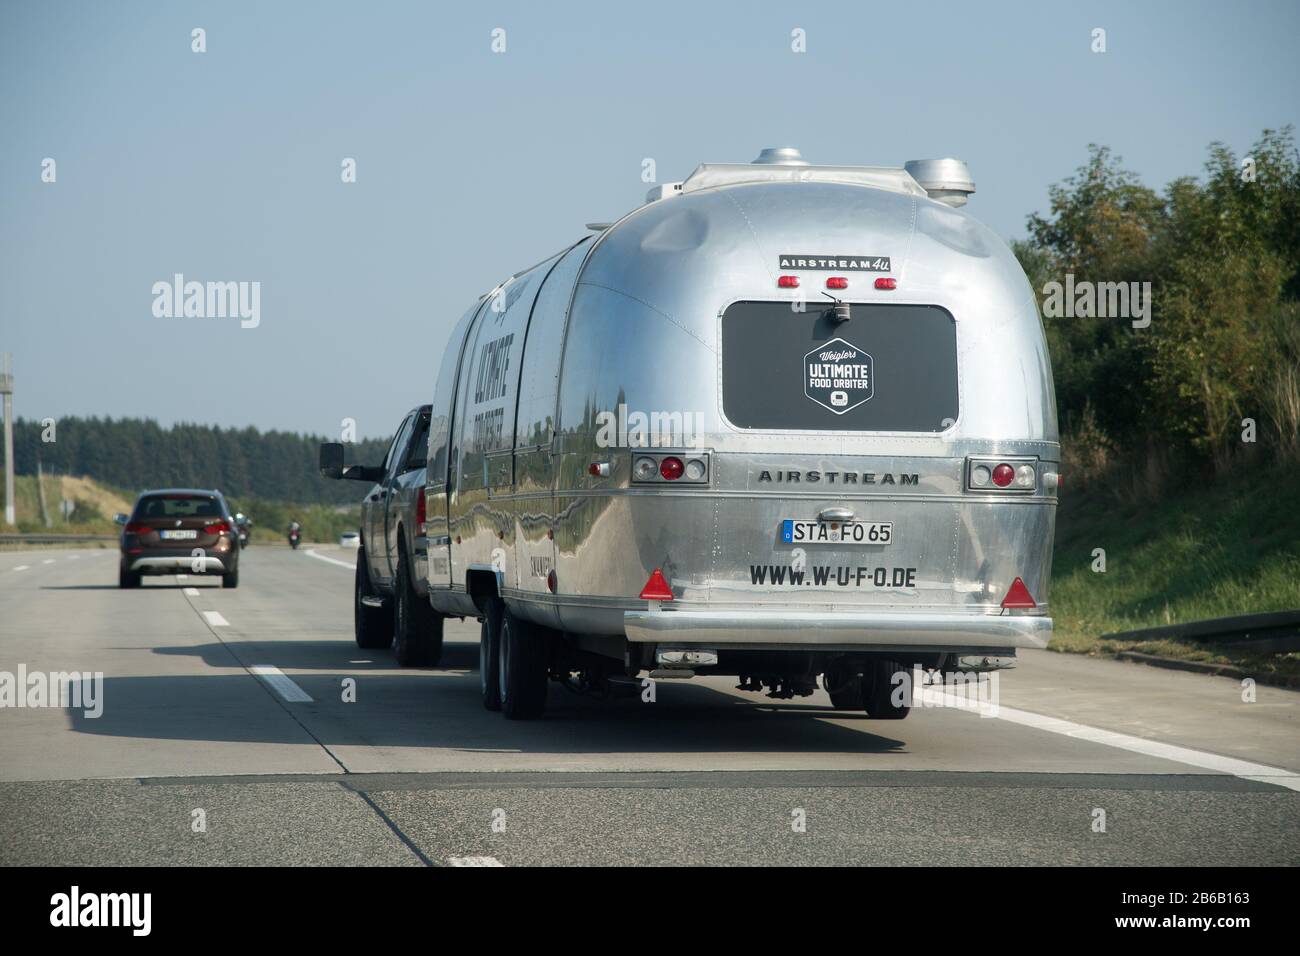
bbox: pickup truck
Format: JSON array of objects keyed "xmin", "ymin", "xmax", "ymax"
[{"xmin": 319, "ymin": 404, "xmax": 443, "ymax": 665}]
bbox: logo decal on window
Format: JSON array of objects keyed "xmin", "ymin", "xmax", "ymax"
[{"xmin": 805, "ymin": 338, "xmax": 874, "ymax": 414}]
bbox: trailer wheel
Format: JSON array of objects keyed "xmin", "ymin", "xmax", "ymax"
[
  {"xmin": 354, "ymin": 546, "xmax": 393, "ymax": 650},
  {"xmin": 480, "ymin": 598, "xmax": 503, "ymax": 711},
  {"xmin": 823, "ymin": 665, "xmax": 864, "ymax": 710},
  {"xmin": 498, "ymin": 607, "xmax": 548, "ymax": 720},
  {"xmin": 864, "ymin": 659, "xmax": 911, "ymax": 720},
  {"xmin": 392, "ymin": 551, "xmax": 443, "ymax": 666}
]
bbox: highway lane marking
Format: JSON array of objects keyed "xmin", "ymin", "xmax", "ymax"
[
  {"xmin": 68, "ymin": 555, "xmax": 80, "ymax": 560},
  {"xmin": 12, "ymin": 565, "xmax": 29, "ymax": 571},
  {"xmin": 917, "ymin": 685, "xmax": 1300, "ymax": 792},
  {"xmin": 448, "ymin": 856, "xmax": 503, "ymax": 867},
  {"xmin": 183, "ymin": 587, "xmax": 200, "ymax": 597},
  {"xmin": 305, "ymin": 549, "xmax": 355, "ymax": 570},
  {"xmin": 176, "ymin": 573, "xmax": 188, "ymax": 580},
  {"xmin": 249, "ymin": 665, "xmax": 313, "ymax": 703},
  {"xmin": 42, "ymin": 559, "xmax": 55, "ymax": 564},
  {"xmin": 202, "ymin": 611, "xmax": 230, "ymax": 627}
]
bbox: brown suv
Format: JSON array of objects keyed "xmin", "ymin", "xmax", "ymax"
[{"xmin": 117, "ymin": 489, "xmax": 240, "ymax": 588}]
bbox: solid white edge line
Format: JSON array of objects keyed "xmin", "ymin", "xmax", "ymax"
[
  {"xmin": 249, "ymin": 665, "xmax": 313, "ymax": 703},
  {"xmin": 202, "ymin": 610, "xmax": 230, "ymax": 627},
  {"xmin": 305, "ymin": 548, "xmax": 356, "ymax": 570},
  {"xmin": 448, "ymin": 856, "xmax": 503, "ymax": 867},
  {"xmin": 916, "ymin": 684, "xmax": 1300, "ymax": 791}
]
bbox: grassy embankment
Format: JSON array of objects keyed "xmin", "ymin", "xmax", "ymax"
[
  {"xmin": 0, "ymin": 475, "xmax": 359, "ymax": 547},
  {"xmin": 1050, "ymin": 461, "xmax": 1300, "ymax": 679}
]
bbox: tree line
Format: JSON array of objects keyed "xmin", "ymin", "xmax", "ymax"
[
  {"xmin": 8, "ymin": 416, "xmax": 390, "ymax": 504},
  {"xmin": 1013, "ymin": 127, "xmax": 1300, "ymax": 480}
]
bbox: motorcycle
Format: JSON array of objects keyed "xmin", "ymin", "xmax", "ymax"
[
  {"xmin": 235, "ymin": 513, "xmax": 251, "ymax": 549},
  {"xmin": 288, "ymin": 526, "xmax": 301, "ymax": 550}
]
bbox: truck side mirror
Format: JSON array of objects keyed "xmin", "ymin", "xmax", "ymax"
[{"xmin": 319, "ymin": 442, "xmax": 345, "ymax": 479}]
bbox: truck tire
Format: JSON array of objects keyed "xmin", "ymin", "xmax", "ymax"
[
  {"xmin": 393, "ymin": 551, "xmax": 443, "ymax": 666},
  {"xmin": 354, "ymin": 545, "xmax": 393, "ymax": 649},
  {"xmin": 480, "ymin": 598, "xmax": 503, "ymax": 711},
  {"xmin": 118, "ymin": 567, "xmax": 140, "ymax": 589},
  {"xmin": 498, "ymin": 607, "xmax": 549, "ymax": 720},
  {"xmin": 864, "ymin": 659, "xmax": 911, "ymax": 720}
]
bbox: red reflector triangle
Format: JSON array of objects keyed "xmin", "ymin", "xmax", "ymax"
[
  {"xmin": 1001, "ymin": 576, "xmax": 1036, "ymax": 609},
  {"xmin": 639, "ymin": 568, "xmax": 674, "ymax": 601}
]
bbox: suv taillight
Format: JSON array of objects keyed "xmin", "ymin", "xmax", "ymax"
[
  {"xmin": 124, "ymin": 521, "xmax": 150, "ymax": 535},
  {"xmin": 204, "ymin": 520, "xmax": 231, "ymax": 535}
]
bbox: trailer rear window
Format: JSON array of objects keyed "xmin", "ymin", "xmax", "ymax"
[{"xmin": 721, "ymin": 301, "xmax": 958, "ymax": 432}]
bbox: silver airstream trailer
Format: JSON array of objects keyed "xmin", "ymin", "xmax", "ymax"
[{"xmin": 424, "ymin": 147, "xmax": 1058, "ymax": 720}]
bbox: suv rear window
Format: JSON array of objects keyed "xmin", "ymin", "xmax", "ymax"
[
  {"xmin": 721, "ymin": 301, "xmax": 958, "ymax": 431},
  {"xmin": 135, "ymin": 495, "xmax": 221, "ymax": 519}
]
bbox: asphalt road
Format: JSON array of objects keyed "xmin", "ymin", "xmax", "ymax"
[{"xmin": 1, "ymin": 545, "xmax": 1296, "ymax": 866}]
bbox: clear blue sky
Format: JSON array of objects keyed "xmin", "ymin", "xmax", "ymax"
[{"xmin": 2, "ymin": 0, "xmax": 1296, "ymax": 439}]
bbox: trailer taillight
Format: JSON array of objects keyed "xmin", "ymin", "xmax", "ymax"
[
  {"xmin": 659, "ymin": 456, "xmax": 684, "ymax": 480},
  {"xmin": 966, "ymin": 457, "xmax": 1038, "ymax": 494},
  {"xmin": 826, "ymin": 277, "xmax": 848, "ymax": 290},
  {"xmin": 777, "ymin": 275, "xmax": 800, "ymax": 288},
  {"xmin": 875, "ymin": 277, "xmax": 897, "ymax": 290}
]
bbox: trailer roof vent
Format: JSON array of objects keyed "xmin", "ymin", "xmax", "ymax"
[
  {"xmin": 903, "ymin": 158, "xmax": 975, "ymax": 207},
  {"xmin": 751, "ymin": 146, "xmax": 809, "ymax": 166}
]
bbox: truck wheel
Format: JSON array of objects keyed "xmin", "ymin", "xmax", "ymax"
[
  {"xmin": 823, "ymin": 665, "xmax": 864, "ymax": 710},
  {"xmin": 393, "ymin": 551, "xmax": 443, "ymax": 666},
  {"xmin": 864, "ymin": 659, "xmax": 911, "ymax": 720},
  {"xmin": 498, "ymin": 607, "xmax": 549, "ymax": 720},
  {"xmin": 480, "ymin": 599, "xmax": 503, "ymax": 711},
  {"xmin": 354, "ymin": 546, "xmax": 393, "ymax": 649},
  {"xmin": 118, "ymin": 567, "xmax": 140, "ymax": 589}
]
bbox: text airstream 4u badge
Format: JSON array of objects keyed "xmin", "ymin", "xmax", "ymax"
[
  {"xmin": 805, "ymin": 338, "xmax": 873, "ymax": 414},
  {"xmin": 778, "ymin": 255, "xmax": 891, "ymax": 271}
]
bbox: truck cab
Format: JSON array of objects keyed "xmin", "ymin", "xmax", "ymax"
[{"xmin": 319, "ymin": 405, "xmax": 443, "ymax": 665}]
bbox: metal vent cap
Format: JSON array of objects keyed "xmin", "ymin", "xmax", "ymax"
[
  {"xmin": 904, "ymin": 158, "xmax": 975, "ymax": 207},
  {"xmin": 751, "ymin": 147, "xmax": 809, "ymax": 166}
]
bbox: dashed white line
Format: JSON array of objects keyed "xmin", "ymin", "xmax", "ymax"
[
  {"xmin": 202, "ymin": 611, "xmax": 230, "ymax": 627},
  {"xmin": 42, "ymin": 559, "xmax": 56, "ymax": 564},
  {"xmin": 305, "ymin": 548, "xmax": 356, "ymax": 570},
  {"xmin": 68, "ymin": 555, "xmax": 80, "ymax": 560},
  {"xmin": 12, "ymin": 565, "xmax": 29, "ymax": 572},
  {"xmin": 183, "ymin": 587, "xmax": 200, "ymax": 597},
  {"xmin": 249, "ymin": 665, "xmax": 313, "ymax": 703},
  {"xmin": 917, "ymin": 684, "xmax": 1300, "ymax": 792},
  {"xmin": 176, "ymin": 573, "xmax": 188, "ymax": 580},
  {"xmin": 448, "ymin": 856, "xmax": 503, "ymax": 867}
]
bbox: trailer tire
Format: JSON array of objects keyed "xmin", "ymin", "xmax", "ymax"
[
  {"xmin": 864, "ymin": 659, "xmax": 911, "ymax": 720},
  {"xmin": 823, "ymin": 662, "xmax": 864, "ymax": 709},
  {"xmin": 354, "ymin": 546, "xmax": 393, "ymax": 650},
  {"xmin": 480, "ymin": 598, "xmax": 503, "ymax": 711},
  {"xmin": 498, "ymin": 607, "xmax": 548, "ymax": 720},
  {"xmin": 393, "ymin": 551, "xmax": 443, "ymax": 666}
]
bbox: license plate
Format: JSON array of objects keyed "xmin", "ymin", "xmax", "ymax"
[
  {"xmin": 159, "ymin": 529, "xmax": 197, "ymax": 540},
  {"xmin": 782, "ymin": 519, "xmax": 892, "ymax": 545}
]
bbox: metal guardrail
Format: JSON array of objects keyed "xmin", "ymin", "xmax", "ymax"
[
  {"xmin": 1102, "ymin": 609, "xmax": 1300, "ymax": 643},
  {"xmin": 0, "ymin": 532, "xmax": 117, "ymax": 544}
]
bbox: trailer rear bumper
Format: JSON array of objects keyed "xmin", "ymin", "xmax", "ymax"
[{"xmin": 623, "ymin": 608, "xmax": 1052, "ymax": 650}]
